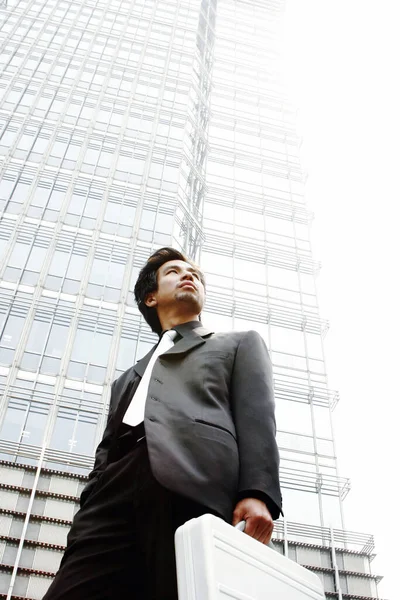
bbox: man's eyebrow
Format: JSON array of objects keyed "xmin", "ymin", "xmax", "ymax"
[
  {"xmin": 187, "ymin": 266, "xmax": 200, "ymax": 275},
  {"xmin": 164, "ymin": 264, "xmax": 200, "ymax": 275}
]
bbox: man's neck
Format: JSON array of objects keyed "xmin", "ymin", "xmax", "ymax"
[{"xmin": 159, "ymin": 314, "xmax": 200, "ymax": 333}]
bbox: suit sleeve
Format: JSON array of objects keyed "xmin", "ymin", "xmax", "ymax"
[
  {"xmin": 79, "ymin": 380, "xmax": 117, "ymax": 508},
  {"xmin": 231, "ymin": 330, "xmax": 282, "ymax": 519}
]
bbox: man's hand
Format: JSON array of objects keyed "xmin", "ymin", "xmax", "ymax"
[{"xmin": 232, "ymin": 497, "xmax": 274, "ymax": 544}]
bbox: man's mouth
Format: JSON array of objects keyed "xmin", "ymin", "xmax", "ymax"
[{"xmin": 179, "ymin": 282, "xmax": 196, "ymax": 291}]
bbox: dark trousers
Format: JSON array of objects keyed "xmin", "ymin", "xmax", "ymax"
[{"xmin": 43, "ymin": 439, "xmax": 211, "ymax": 600}]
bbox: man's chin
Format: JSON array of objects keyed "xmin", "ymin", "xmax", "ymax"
[{"xmin": 175, "ymin": 291, "xmax": 202, "ymax": 311}]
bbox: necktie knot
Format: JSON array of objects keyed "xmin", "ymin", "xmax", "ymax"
[{"xmin": 163, "ymin": 329, "xmax": 177, "ymax": 342}]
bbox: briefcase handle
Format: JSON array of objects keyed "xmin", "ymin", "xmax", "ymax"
[{"xmin": 234, "ymin": 520, "xmax": 276, "ymax": 550}]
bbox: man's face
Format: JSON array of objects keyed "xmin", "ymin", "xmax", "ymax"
[{"xmin": 146, "ymin": 259, "xmax": 205, "ymax": 315}]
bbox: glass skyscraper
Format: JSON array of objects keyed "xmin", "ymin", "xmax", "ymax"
[{"xmin": 0, "ymin": 0, "xmax": 383, "ymax": 598}]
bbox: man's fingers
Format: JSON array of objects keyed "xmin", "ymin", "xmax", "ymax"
[
  {"xmin": 256, "ymin": 526, "xmax": 272, "ymax": 545},
  {"xmin": 232, "ymin": 510, "xmax": 245, "ymax": 527},
  {"xmin": 244, "ymin": 517, "xmax": 263, "ymax": 540},
  {"xmin": 257, "ymin": 522, "xmax": 272, "ymax": 544},
  {"xmin": 232, "ymin": 498, "xmax": 274, "ymax": 544},
  {"xmin": 245, "ymin": 517, "xmax": 274, "ymax": 544},
  {"xmin": 262, "ymin": 523, "xmax": 273, "ymax": 545},
  {"xmin": 242, "ymin": 517, "xmax": 255, "ymax": 537}
]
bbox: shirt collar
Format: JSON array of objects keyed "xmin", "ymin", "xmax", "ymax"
[{"xmin": 160, "ymin": 319, "xmax": 203, "ymax": 339}]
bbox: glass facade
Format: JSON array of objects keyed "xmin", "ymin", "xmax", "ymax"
[{"xmin": 0, "ymin": 0, "xmax": 382, "ymax": 598}]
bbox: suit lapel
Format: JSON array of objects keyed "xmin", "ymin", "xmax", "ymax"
[
  {"xmin": 133, "ymin": 346, "xmax": 157, "ymax": 378},
  {"xmin": 132, "ymin": 325, "xmax": 214, "ymax": 375},
  {"xmin": 162, "ymin": 327, "xmax": 211, "ymax": 357}
]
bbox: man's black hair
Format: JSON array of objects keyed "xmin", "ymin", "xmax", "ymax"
[{"xmin": 134, "ymin": 247, "xmax": 205, "ymax": 335}]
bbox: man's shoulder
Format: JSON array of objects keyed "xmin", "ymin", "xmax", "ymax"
[
  {"xmin": 209, "ymin": 330, "xmax": 240, "ymax": 342},
  {"xmin": 211, "ymin": 329, "xmax": 263, "ymax": 341},
  {"xmin": 208, "ymin": 329, "xmax": 264, "ymax": 349}
]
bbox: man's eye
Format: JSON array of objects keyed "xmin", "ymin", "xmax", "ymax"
[
  {"xmin": 168, "ymin": 268, "xmax": 177, "ymax": 274},
  {"xmin": 193, "ymin": 272, "xmax": 200, "ymax": 280}
]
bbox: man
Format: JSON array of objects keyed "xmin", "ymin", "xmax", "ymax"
[{"xmin": 43, "ymin": 247, "xmax": 282, "ymax": 600}]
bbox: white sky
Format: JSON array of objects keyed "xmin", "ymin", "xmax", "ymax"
[{"xmin": 283, "ymin": 1, "xmax": 400, "ymax": 598}]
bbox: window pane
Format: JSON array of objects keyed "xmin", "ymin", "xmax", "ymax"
[
  {"xmin": 50, "ymin": 409, "xmax": 76, "ymax": 451},
  {"xmin": 70, "ymin": 329, "xmax": 92, "ymax": 363},
  {"xmin": 116, "ymin": 336, "xmax": 137, "ymax": 372},
  {"xmin": 66, "ymin": 254, "xmax": 86, "ymax": 280},
  {"xmin": 0, "ymin": 403, "xmax": 26, "ymax": 441},
  {"xmin": 45, "ymin": 324, "xmax": 68, "ymax": 358},
  {"xmin": 107, "ymin": 262, "xmax": 124, "ymax": 288},
  {"xmin": 26, "ymin": 320, "xmax": 49, "ymax": 354},
  {"xmin": 90, "ymin": 332, "xmax": 111, "ymax": 366},
  {"xmin": 90, "ymin": 258, "xmax": 108, "ymax": 286},
  {"xmin": 1, "ymin": 315, "xmax": 25, "ymax": 350},
  {"xmin": 26, "ymin": 246, "xmax": 47, "ymax": 272},
  {"xmin": 74, "ymin": 418, "xmax": 97, "ymax": 455},
  {"xmin": 48, "ymin": 250, "xmax": 70, "ymax": 277},
  {"xmin": 23, "ymin": 406, "xmax": 48, "ymax": 445},
  {"xmin": 9, "ymin": 243, "xmax": 30, "ymax": 269}
]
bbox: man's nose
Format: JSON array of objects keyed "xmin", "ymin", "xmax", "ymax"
[{"xmin": 181, "ymin": 271, "xmax": 194, "ymax": 281}]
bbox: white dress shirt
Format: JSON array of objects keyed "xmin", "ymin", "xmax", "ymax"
[{"xmin": 122, "ymin": 329, "xmax": 178, "ymax": 427}]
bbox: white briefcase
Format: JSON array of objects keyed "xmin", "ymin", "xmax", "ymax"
[{"xmin": 175, "ymin": 514, "xmax": 326, "ymax": 599}]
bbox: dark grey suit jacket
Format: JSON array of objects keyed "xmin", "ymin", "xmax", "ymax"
[{"xmin": 81, "ymin": 321, "xmax": 282, "ymax": 521}]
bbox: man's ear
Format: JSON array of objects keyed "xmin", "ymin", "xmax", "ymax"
[{"xmin": 144, "ymin": 293, "xmax": 157, "ymax": 308}]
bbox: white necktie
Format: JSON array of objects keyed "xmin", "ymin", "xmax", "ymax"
[{"xmin": 122, "ymin": 330, "xmax": 178, "ymax": 427}]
